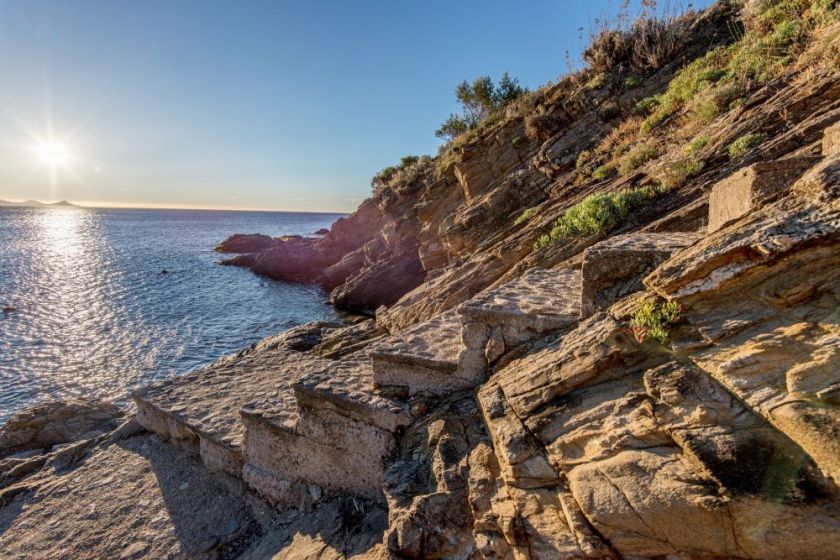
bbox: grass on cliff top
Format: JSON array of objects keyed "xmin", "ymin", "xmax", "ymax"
[
  {"xmin": 371, "ymin": 155, "xmax": 433, "ymax": 193},
  {"xmin": 534, "ymin": 184, "xmax": 662, "ymax": 250},
  {"xmin": 639, "ymin": 0, "xmax": 839, "ymax": 136}
]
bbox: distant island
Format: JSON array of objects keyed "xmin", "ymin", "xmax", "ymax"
[{"xmin": 0, "ymin": 199, "xmax": 78, "ymax": 208}]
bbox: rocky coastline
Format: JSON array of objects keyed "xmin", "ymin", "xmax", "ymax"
[{"xmin": 3, "ymin": 2, "xmax": 840, "ymax": 558}]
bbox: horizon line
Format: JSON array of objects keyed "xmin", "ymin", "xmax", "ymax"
[{"xmin": 1, "ymin": 198, "xmax": 351, "ymax": 214}]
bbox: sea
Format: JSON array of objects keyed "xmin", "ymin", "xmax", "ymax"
[{"xmin": 0, "ymin": 206, "xmax": 344, "ymax": 424}]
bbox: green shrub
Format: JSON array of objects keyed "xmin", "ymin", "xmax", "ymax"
[
  {"xmin": 514, "ymin": 207, "xmax": 538, "ymax": 226},
  {"xmin": 728, "ymin": 132, "xmax": 767, "ymax": 158},
  {"xmin": 657, "ymin": 46, "xmax": 733, "ymax": 111},
  {"xmin": 372, "ymin": 166, "xmax": 401, "ymax": 188},
  {"xmin": 533, "ymin": 233, "xmax": 551, "ymax": 251},
  {"xmin": 728, "ymin": 0, "xmax": 822, "ymax": 82},
  {"xmin": 633, "ymin": 96, "xmax": 661, "ymax": 115},
  {"xmin": 624, "ymin": 75, "xmax": 642, "ymax": 89},
  {"xmin": 630, "ymin": 299, "xmax": 681, "ymax": 344},
  {"xmin": 656, "ymin": 157, "xmax": 705, "ymax": 190},
  {"xmin": 542, "ymin": 185, "xmax": 661, "ymax": 244},
  {"xmin": 625, "ymin": 0, "xmax": 834, "ymax": 138},
  {"xmin": 640, "ymin": 110, "xmax": 669, "ymax": 134},
  {"xmin": 690, "ymin": 82, "xmax": 744, "ymax": 124},
  {"xmin": 592, "ymin": 163, "xmax": 618, "ymax": 181},
  {"xmin": 698, "ymin": 68, "xmax": 728, "ymax": 83},
  {"xmin": 617, "ymin": 142, "xmax": 660, "ymax": 175},
  {"xmin": 686, "ymin": 134, "xmax": 710, "ymax": 155},
  {"xmin": 512, "ymin": 135, "xmax": 527, "ymax": 148}
]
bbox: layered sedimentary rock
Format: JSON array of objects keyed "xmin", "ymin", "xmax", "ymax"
[
  {"xmin": 219, "ymin": 183, "xmax": 428, "ymax": 315},
  {"xmin": 4, "ymin": 4, "xmax": 840, "ymax": 558}
]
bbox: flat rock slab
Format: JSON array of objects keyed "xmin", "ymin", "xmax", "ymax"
[
  {"xmin": 708, "ymin": 156, "xmax": 820, "ymax": 232},
  {"xmin": 294, "ymin": 355, "xmax": 411, "ymax": 433},
  {"xmin": 580, "ymin": 232, "xmax": 699, "ymax": 316},
  {"xmin": 368, "ymin": 309, "xmax": 461, "ymax": 373},
  {"xmin": 133, "ymin": 333, "xmax": 328, "ymax": 459},
  {"xmin": 0, "ymin": 434, "xmax": 280, "ymax": 559},
  {"xmin": 459, "ymin": 268, "xmax": 581, "ymax": 331}
]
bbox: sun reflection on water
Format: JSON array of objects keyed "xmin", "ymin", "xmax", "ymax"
[
  {"xmin": 36, "ymin": 207, "xmax": 85, "ymax": 258},
  {"xmin": 3, "ymin": 208, "xmax": 180, "ymax": 415},
  {"xmin": 0, "ymin": 208, "xmax": 342, "ymax": 424}
]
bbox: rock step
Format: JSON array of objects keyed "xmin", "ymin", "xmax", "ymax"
[
  {"xmin": 369, "ymin": 309, "xmax": 464, "ymax": 396},
  {"xmin": 242, "ymin": 355, "xmax": 410, "ymax": 504},
  {"xmin": 133, "ymin": 339, "xmax": 324, "ymax": 477},
  {"xmin": 458, "ymin": 268, "xmax": 582, "ymax": 377},
  {"xmin": 708, "ymin": 155, "xmax": 821, "ymax": 232},
  {"xmin": 580, "ymin": 232, "xmax": 700, "ymax": 317},
  {"xmin": 294, "ymin": 355, "xmax": 411, "ymax": 433}
]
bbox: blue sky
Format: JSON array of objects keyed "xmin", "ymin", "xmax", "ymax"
[{"xmin": 0, "ymin": 0, "xmax": 711, "ymax": 212}]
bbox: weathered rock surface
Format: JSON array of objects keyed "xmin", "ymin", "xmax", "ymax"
[
  {"xmin": 707, "ymin": 156, "xmax": 821, "ymax": 232},
  {"xmin": 369, "ymin": 310, "xmax": 463, "ymax": 396},
  {"xmin": 580, "ymin": 232, "xmax": 699, "ymax": 316},
  {"xmin": 825, "ymin": 120, "xmax": 840, "ymax": 156},
  {"xmin": 458, "ymin": 267, "xmax": 582, "ymax": 382},
  {"xmin": 219, "ymin": 186, "xmax": 428, "ymax": 315},
  {"xmin": 384, "ymin": 396, "xmax": 489, "ymax": 559},
  {"xmin": 0, "ymin": 399, "xmax": 124, "ymax": 457},
  {"xmin": 133, "ymin": 323, "xmax": 337, "ymax": 476},
  {"xmin": 6, "ymin": 5, "xmax": 840, "ymax": 558},
  {"xmin": 0, "ymin": 432, "xmax": 388, "ymax": 560}
]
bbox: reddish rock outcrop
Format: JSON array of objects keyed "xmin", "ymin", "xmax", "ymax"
[{"xmin": 219, "ymin": 183, "xmax": 427, "ymax": 314}]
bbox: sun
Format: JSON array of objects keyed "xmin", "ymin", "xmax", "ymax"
[{"xmin": 34, "ymin": 141, "xmax": 72, "ymax": 167}]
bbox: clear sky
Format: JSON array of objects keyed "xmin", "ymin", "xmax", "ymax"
[{"xmin": 0, "ymin": 0, "xmax": 711, "ymax": 212}]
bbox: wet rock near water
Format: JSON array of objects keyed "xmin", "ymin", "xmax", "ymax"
[
  {"xmin": 0, "ymin": 399, "xmax": 125, "ymax": 458},
  {"xmin": 214, "ymin": 233, "xmax": 276, "ymax": 254}
]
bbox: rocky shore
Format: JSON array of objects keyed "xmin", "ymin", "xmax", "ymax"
[{"xmin": 3, "ymin": 2, "xmax": 840, "ymax": 558}]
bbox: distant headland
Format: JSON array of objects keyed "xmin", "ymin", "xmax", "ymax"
[{"xmin": 0, "ymin": 199, "xmax": 78, "ymax": 208}]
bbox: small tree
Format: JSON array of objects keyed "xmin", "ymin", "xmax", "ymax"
[
  {"xmin": 436, "ymin": 72, "xmax": 527, "ymax": 141},
  {"xmin": 436, "ymin": 114, "xmax": 471, "ymax": 140},
  {"xmin": 457, "ymin": 75, "xmax": 496, "ymax": 124},
  {"xmin": 494, "ymin": 72, "xmax": 527, "ymax": 107}
]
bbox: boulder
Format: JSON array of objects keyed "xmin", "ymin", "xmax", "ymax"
[{"xmin": 707, "ymin": 156, "xmax": 820, "ymax": 232}]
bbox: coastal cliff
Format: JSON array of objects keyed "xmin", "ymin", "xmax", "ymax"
[{"xmin": 3, "ymin": 1, "xmax": 840, "ymax": 558}]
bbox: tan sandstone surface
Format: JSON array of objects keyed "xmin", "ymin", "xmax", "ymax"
[{"xmin": 3, "ymin": 2, "xmax": 840, "ymax": 558}]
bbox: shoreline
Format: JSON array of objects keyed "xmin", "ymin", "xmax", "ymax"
[{"xmin": 3, "ymin": 3, "xmax": 840, "ymax": 555}]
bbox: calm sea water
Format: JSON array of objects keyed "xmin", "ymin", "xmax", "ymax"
[{"xmin": 0, "ymin": 207, "xmax": 343, "ymax": 423}]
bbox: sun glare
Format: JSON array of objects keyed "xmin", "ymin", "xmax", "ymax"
[{"xmin": 34, "ymin": 141, "xmax": 72, "ymax": 167}]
